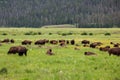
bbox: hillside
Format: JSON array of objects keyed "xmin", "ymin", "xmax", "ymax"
[{"xmin": 0, "ymin": 0, "xmax": 120, "ymax": 28}]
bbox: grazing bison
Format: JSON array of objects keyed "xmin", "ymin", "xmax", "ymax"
[
  {"xmin": 59, "ymin": 40, "xmax": 65, "ymax": 43},
  {"xmin": 81, "ymin": 40, "xmax": 90, "ymax": 44},
  {"xmin": 108, "ymin": 47, "xmax": 120, "ymax": 56},
  {"xmin": 44, "ymin": 39, "xmax": 49, "ymax": 43},
  {"xmin": 2, "ymin": 39, "xmax": 9, "ymax": 43},
  {"xmin": 90, "ymin": 43, "xmax": 97, "ymax": 48},
  {"xmin": 83, "ymin": 44, "xmax": 89, "ymax": 47},
  {"xmin": 8, "ymin": 46, "xmax": 28, "ymax": 56},
  {"xmin": 46, "ymin": 49, "xmax": 54, "ymax": 55},
  {"xmin": 59, "ymin": 42, "xmax": 65, "ymax": 47},
  {"xmin": 110, "ymin": 42, "xmax": 114, "ymax": 44},
  {"xmin": 114, "ymin": 43, "xmax": 119, "ymax": 47},
  {"xmin": 35, "ymin": 40, "xmax": 46, "ymax": 45},
  {"xmin": 70, "ymin": 39, "xmax": 75, "ymax": 45},
  {"xmin": 90, "ymin": 42, "xmax": 102, "ymax": 48},
  {"xmin": 50, "ymin": 40, "xmax": 58, "ymax": 45},
  {"xmin": 22, "ymin": 40, "xmax": 32, "ymax": 45},
  {"xmin": 84, "ymin": 52, "xmax": 96, "ymax": 56},
  {"xmin": 99, "ymin": 46, "xmax": 110, "ymax": 52},
  {"xmin": 66, "ymin": 40, "xmax": 69, "ymax": 44},
  {"xmin": 10, "ymin": 39, "xmax": 15, "ymax": 43}
]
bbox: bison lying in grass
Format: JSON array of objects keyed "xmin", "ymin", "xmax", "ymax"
[
  {"xmin": 84, "ymin": 52, "xmax": 97, "ymax": 56},
  {"xmin": 8, "ymin": 46, "xmax": 28, "ymax": 56},
  {"xmin": 46, "ymin": 49, "xmax": 54, "ymax": 55}
]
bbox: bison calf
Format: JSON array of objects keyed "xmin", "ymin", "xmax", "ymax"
[{"xmin": 46, "ymin": 49, "xmax": 54, "ymax": 55}]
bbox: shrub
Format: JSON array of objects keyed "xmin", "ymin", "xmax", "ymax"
[
  {"xmin": 81, "ymin": 32, "xmax": 88, "ymax": 35},
  {"xmin": 67, "ymin": 32, "xmax": 73, "ymax": 35},
  {"xmin": 2, "ymin": 33, "xmax": 7, "ymax": 35},
  {"xmin": 104, "ymin": 33, "xmax": 111, "ymax": 36},
  {"xmin": 0, "ymin": 67, "xmax": 7, "ymax": 74},
  {"xmin": 57, "ymin": 31, "xmax": 61, "ymax": 35},
  {"xmin": 38, "ymin": 32, "xmax": 42, "ymax": 35},
  {"xmin": 32, "ymin": 32, "xmax": 38, "ymax": 35},
  {"xmin": 61, "ymin": 33, "xmax": 67, "ymax": 36},
  {"xmin": 24, "ymin": 31, "xmax": 33, "ymax": 35},
  {"xmin": 89, "ymin": 33, "xmax": 93, "ymax": 35},
  {"xmin": 24, "ymin": 31, "xmax": 38, "ymax": 35},
  {"xmin": 49, "ymin": 33, "xmax": 52, "ymax": 35}
]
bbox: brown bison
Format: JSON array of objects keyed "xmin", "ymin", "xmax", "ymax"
[
  {"xmin": 10, "ymin": 39, "xmax": 15, "ymax": 43},
  {"xmin": 110, "ymin": 42, "xmax": 114, "ymax": 44},
  {"xmin": 84, "ymin": 52, "xmax": 96, "ymax": 56},
  {"xmin": 46, "ymin": 49, "xmax": 54, "ymax": 55},
  {"xmin": 66, "ymin": 40, "xmax": 69, "ymax": 44},
  {"xmin": 108, "ymin": 47, "xmax": 120, "ymax": 56},
  {"xmin": 44, "ymin": 39, "xmax": 49, "ymax": 43},
  {"xmin": 90, "ymin": 43, "xmax": 97, "ymax": 48},
  {"xmin": 113, "ymin": 43, "xmax": 120, "ymax": 47},
  {"xmin": 81, "ymin": 40, "xmax": 90, "ymax": 44},
  {"xmin": 59, "ymin": 42, "xmax": 65, "ymax": 47},
  {"xmin": 22, "ymin": 40, "xmax": 32, "ymax": 45},
  {"xmin": 70, "ymin": 39, "xmax": 75, "ymax": 45},
  {"xmin": 1, "ymin": 39, "xmax": 9, "ymax": 43},
  {"xmin": 50, "ymin": 40, "xmax": 58, "ymax": 45},
  {"xmin": 59, "ymin": 40, "xmax": 65, "ymax": 43},
  {"xmin": 8, "ymin": 46, "xmax": 28, "ymax": 56},
  {"xmin": 90, "ymin": 42, "xmax": 102, "ymax": 48},
  {"xmin": 99, "ymin": 46, "xmax": 110, "ymax": 52},
  {"xmin": 35, "ymin": 40, "xmax": 46, "ymax": 45}
]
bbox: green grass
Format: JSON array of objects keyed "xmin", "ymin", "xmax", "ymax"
[{"xmin": 0, "ymin": 28, "xmax": 120, "ymax": 80}]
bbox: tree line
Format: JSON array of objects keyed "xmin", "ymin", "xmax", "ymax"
[{"xmin": 0, "ymin": 0, "xmax": 120, "ymax": 28}]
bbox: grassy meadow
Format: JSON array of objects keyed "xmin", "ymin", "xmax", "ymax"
[{"xmin": 0, "ymin": 28, "xmax": 120, "ymax": 80}]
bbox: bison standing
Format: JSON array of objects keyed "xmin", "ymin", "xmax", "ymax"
[
  {"xmin": 22, "ymin": 40, "xmax": 32, "ymax": 45},
  {"xmin": 35, "ymin": 40, "xmax": 46, "ymax": 45},
  {"xmin": 108, "ymin": 47, "xmax": 120, "ymax": 56},
  {"xmin": 8, "ymin": 46, "xmax": 28, "ymax": 56},
  {"xmin": 70, "ymin": 39, "xmax": 75, "ymax": 45}
]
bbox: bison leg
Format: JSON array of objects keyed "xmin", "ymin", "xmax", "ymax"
[
  {"xmin": 24, "ymin": 52, "xmax": 27, "ymax": 56},
  {"xmin": 109, "ymin": 53, "xmax": 111, "ymax": 56},
  {"xmin": 18, "ymin": 52, "xmax": 23, "ymax": 56}
]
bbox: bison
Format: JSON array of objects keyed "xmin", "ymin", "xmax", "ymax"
[
  {"xmin": 90, "ymin": 43, "xmax": 97, "ymax": 48},
  {"xmin": 22, "ymin": 40, "xmax": 32, "ymax": 45},
  {"xmin": 10, "ymin": 39, "xmax": 15, "ymax": 43},
  {"xmin": 50, "ymin": 40, "xmax": 58, "ymax": 45},
  {"xmin": 35, "ymin": 40, "xmax": 46, "ymax": 45},
  {"xmin": 66, "ymin": 40, "xmax": 69, "ymax": 44},
  {"xmin": 59, "ymin": 42, "xmax": 65, "ymax": 47},
  {"xmin": 90, "ymin": 42, "xmax": 102, "ymax": 48},
  {"xmin": 99, "ymin": 46, "xmax": 110, "ymax": 52},
  {"xmin": 70, "ymin": 39, "xmax": 75, "ymax": 45},
  {"xmin": 59, "ymin": 40, "xmax": 65, "ymax": 43},
  {"xmin": 84, "ymin": 52, "xmax": 96, "ymax": 56},
  {"xmin": 8, "ymin": 46, "xmax": 28, "ymax": 56},
  {"xmin": 81, "ymin": 40, "xmax": 90, "ymax": 44},
  {"xmin": 113, "ymin": 43, "xmax": 119, "ymax": 47},
  {"xmin": 108, "ymin": 47, "xmax": 120, "ymax": 56},
  {"xmin": 46, "ymin": 49, "xmax": 54, "ymax": 55},
  {"xmin": 1, "ymin": 39, "xmax": 9, "ymax": 43}
]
